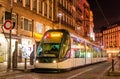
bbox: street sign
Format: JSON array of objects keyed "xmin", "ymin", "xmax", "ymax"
[{"xmin": 3, "ymin": 20, "xmax": 12, "ymax": 30}]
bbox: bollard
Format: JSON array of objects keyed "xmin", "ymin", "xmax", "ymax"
[{"xmin": 112, "ymin": 59, "xmax": 114, "ymax": 72}]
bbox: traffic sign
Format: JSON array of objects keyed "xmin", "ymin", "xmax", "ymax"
[{"xmin": 3, "ymin": 20, "xmax": 12, "ymax": 30}]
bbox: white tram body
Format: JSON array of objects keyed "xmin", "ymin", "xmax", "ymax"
[{"xmin": 34, "ymin": 29, "xmax": 107, "ymax": 71}]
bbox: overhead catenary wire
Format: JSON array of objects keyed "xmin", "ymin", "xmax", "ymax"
[{"xmin": 95, "ymin": 0, "xmax": 110, "ymax": 26}]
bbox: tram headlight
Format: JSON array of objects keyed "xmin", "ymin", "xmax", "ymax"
[
  {"xmin": 53, "ymin": 60, "xmax": 57, "ymax": 63},
  {"xmin": 35, "ymin": 60, "xmax": 39, "ymax": 63}
]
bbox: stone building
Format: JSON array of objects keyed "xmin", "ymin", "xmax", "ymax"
[{"xmin": 0, "ymin": 0, "xmax": 93, "ymax": 67}]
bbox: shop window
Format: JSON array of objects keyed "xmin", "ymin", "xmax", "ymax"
[{"xmin": 36, "ymin": 22, "xmax": 43, "ymax": 33}]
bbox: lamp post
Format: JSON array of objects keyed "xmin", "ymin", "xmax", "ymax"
[{"xmin": 58, "ymin": 12, "xmax": 62, "ymax": 29}]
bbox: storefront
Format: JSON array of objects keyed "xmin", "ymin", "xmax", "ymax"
[
  {"xmin": 18, "ymin": 36, "xmax": 35, "ymax": 62},
  {"xmin": 0, "ymin": 34, "xmax": 7, "ymax": 62},
  {"xmin": 107, "ymin": 48, "xmax": 120, "ymax": 58},
  {"xmin": 0, "ymin": 33, "xmax": 18, "ymax": 63}
]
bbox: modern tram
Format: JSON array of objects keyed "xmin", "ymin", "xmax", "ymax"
[{"xmin": 34, "ymin": 29, "xmax": 107, "ymax": 71}]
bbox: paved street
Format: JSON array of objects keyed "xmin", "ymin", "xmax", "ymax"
[
  {"xmin": 1, "ymin": 60, "xmax": 120, "ymax": 79},
  {"xmin": 0, "ymin": 62, "xmax": 7, "ymax": 72},
  {"xmin": 1, "ymin": 61, "xmax": 119, "ymax": 79}
]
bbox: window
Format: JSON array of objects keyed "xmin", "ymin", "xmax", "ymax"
[
  {"xmin": 26, "ymin": 0, "xmax": 30, "ymax": 7},
  {"xmin": 48, "ymin": 0, "xmax": 52, "ymax": 19},
  {"xmin": 44, "ymin": 2, "xmax": 47, "ymax": 16},
  {"xmin": 33, "ymin": 0, "xmax": 37, "ymax": 11},
  {"xmin": 49, "ymin": 6, "xmax": 52, "ymax": 19},
  {"xmin": 21, "ymin": 17, "xmax": 33, "ymax": 32},
  {"xmin": 39, "ymin": 0, "xmax": 42, "ymax": 13},
  {"xmin": 12, "ymin": 13, "xmax": 17, "ymax": 29},
  {"xmin": 17, "ymin": 0, "xmax": 22, "ymax": 3}
]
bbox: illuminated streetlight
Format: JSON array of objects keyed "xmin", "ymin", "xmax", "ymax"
[
  {"xmin": 77, "ymin": 26, "xmax": 81, "ymax": 30},
  {"xmin": 58, "ymin": 12, "xmax": 62, "ymax": 29}
]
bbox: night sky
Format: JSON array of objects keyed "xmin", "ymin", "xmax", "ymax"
[{"xmin": 87, "ymin": 0, "xmax": 120, "ymax": 30}]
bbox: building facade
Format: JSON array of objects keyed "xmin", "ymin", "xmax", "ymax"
[
  {"xmin": 95, "ymin": 31, "xmax": 103, "ymax": 46},
  {"xmin": 0, "ymin": 0, "xmax": 93, "ymax": 67},
  {"xmin": 103, "ymin": 25, "xmax": 120, "ymax": 57},
  {"xmin": 95, "ymin": 25, "xmax": 120, "ymax": 58}
]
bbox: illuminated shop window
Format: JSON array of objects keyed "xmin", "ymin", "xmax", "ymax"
[{"xmin": 36, "ymin": 22, "xmax": 43, "ymax": 33}]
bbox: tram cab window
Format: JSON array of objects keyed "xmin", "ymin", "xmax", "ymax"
[
  {"xmin": 51, "ymin": 44, "xmax": 59, "ymax": 51},
  {"xmin": 60, "ymin": 35, "xmax": 70, "ymax": 58}
]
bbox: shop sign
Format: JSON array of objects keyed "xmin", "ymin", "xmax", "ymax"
[{"xmin": 22, "ymin": 46, "xmax": 33, "ymax": 59}]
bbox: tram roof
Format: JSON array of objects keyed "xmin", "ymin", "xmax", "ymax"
[{"xmin": 45, "ymin": 29, "xmax": 101, "ymax": 48}]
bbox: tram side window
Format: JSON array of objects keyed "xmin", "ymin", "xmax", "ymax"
[
  {"xmin": 75, "ymin": 49, "xmax": 80, "ymax": 58},
  {"xmin": 97, "ymin": 48, "xmax": 102, "ymax": 58},
  {"xmin": 93, "ymin": 46, "xmax": 96, "ymax": 58},
  {"xmin": 93, "ymin": 50, "xmax": 97, "ymax": 58},
  {"xmin": 71, "ymin": 39, "xmax": 78, "ymax": 58},
  {"xmin": 71, "ymin": 39, "xmax": 85, "ymax": 58},
  {"xmin": 79, "ymin": 42, "xmax": 85, "ymax": 58},
  {"xmin": 101, "ymin": 50, "xmax": 105, "ymax": 58},
  {"xmin": 102, "ymin": 50, "xmax": 106, "ymax": 57},
  {"xmin": 86, "ymin": 44, "xmax": 92, "ymax": 58},
  {"xmin": 93, "ymin": 46, "xmax": 99, "ymax": 58},
  {"xmin": 75, "ymin": 43, "xmax": 84, "ymax": 58},
  {"xmin": 74, "ymin": 42, "xmax": 80, "ymax": 58},
  {"xmin": 80, "ymin": 49, "xmax": 85, "ymax": 58},
  {"xmin": 99, "ymin": 49, "xmax": 101, "ymax": 57}
]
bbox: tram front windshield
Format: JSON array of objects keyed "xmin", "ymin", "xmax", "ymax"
[{"xmin": 37, "ymin": 32, "xmax": 63, "ymax": 58}]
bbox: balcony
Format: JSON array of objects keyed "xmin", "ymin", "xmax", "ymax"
[{"xmin": 58, "ymin": 3, "xmax": 73, "ymax": 17}]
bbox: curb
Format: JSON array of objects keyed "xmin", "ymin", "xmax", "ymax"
[{"xmin": 108, "ymin": 71, "xmax": 120, "ymax": 76}]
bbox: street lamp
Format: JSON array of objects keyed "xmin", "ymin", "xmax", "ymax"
[
  {"xmin": 77, "ymin": 26, "xmax": 81, "ymax": 30},
  {"xmin": 57, "ymin": 12, "xmax": 62, "ymax": 29}
]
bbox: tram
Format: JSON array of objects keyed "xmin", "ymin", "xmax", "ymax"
[{"xmin": 34, "ymin": 29, "xmax": 106, "ymax": 71}]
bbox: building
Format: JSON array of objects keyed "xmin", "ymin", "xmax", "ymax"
[
  {"xmin": 95, "ymin": 31, "xmax": 103, "ymax": 46},
  {"xmin": 103, "ymin": 25, "xmax": 120, "ymax": 57},
  {"xmin": 0, "ymin": 0, "xmax": 93, "ymax": 68},
  {"xmin": 95, "ymin": 24, "xmax": 120, "ymax": 58},
  {"xmin": 89, "ymin": 11, "xmax": 95, "ymax": 41}
]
